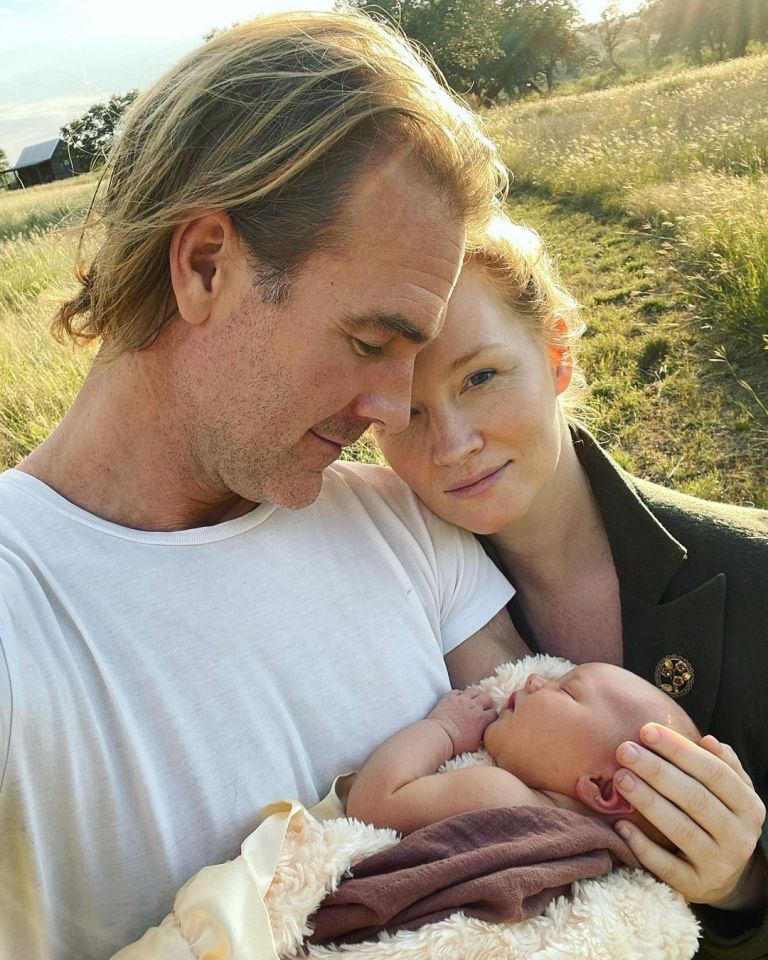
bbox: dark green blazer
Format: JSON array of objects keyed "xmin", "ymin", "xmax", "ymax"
[{"xmin": 505, "ymin": 427, "xmax": 768, "ymax": 960}]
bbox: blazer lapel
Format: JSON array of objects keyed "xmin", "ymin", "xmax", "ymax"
[
  {"xmin": 621, "ymin": 578, "xmax": 725, "ymax": 734},
  {"xmin": 574, "ymin": 428, "xmax": 726, "ymax": 733}
]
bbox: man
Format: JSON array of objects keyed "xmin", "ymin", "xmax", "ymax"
[{"xmin": 0, "ymin": 11, "xmax": 526, "ymax": 958}]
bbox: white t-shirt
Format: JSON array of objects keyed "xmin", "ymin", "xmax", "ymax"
[{"xmin": 0, "ymin": 461, "xmax": 512, "ymax": 960}]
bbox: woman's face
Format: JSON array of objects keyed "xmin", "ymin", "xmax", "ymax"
[{"xmin": 376, "ymin": 261, "xmax": 572, "ymax": 534}]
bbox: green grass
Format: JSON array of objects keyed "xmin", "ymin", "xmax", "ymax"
[
  {"xmin": 486, "ymin": 52, "xmax": 768, "ymax": 355},
  {"xmin": 505, "ymin": 193, "xmax": 767, "ymax": 507},
  {"xmin": 0, "ymin": 173, "xmax": 100, "ymax": 241},
  {"xmin": 0, "ymin": 178, "xmax": 97, "ymax": 466}
]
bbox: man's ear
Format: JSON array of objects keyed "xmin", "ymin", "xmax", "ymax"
[
  {"xmin": 169, "ymin": 212, "xmax": 239, "ymax": 326},
  {"xmin": 575, "ymin": 774, "xmax": 634, "ymax": 815}
]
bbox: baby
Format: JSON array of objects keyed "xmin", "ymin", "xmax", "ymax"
[{"xmin": 347, "ymin": 662, "xmax": 700, "ymax": 846}]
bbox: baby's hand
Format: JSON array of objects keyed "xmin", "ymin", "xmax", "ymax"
[{"xmin": 427, "ymin": 688, "xmax": 498, "ymax": 756}]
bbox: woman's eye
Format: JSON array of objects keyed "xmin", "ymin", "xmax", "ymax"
[
  {"xmin": 351, "ymin": 338, "xmax": 385, "ymax": 357},
  {"xmin": 465, "ymin": 369, "xmax": 496, "ymax": 389}
]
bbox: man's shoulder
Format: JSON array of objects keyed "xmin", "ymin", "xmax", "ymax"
[
  {"xmin": 0, "ymin": 468, "xmax": 55, "ymax": 530},
  {"xmin": 324, "ymin": 460, "xmax": 421, "ymax": 513},
  {"xmin": 0, "ymin": 469, "xmax": 41, "ymax": 550},
  {"xmin": 0, "ymin": 467, "xmax": 30, "ymax": 505},
  {"xmin": 321, "ymin": 460, "xmax": 468, "ymax": 552},
  {"xmin": 327, "ymin": 458, "xmax": 403, "ymax": 489}
]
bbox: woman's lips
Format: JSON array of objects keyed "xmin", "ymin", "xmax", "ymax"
[{"xmin": 446, "ymin": 462, "xmax": 510, "ymax": 499}]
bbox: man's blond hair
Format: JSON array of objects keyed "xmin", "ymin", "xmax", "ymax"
[{"xmin": 54, "ymin": 10, "xmax": 507, "ymax": 358}]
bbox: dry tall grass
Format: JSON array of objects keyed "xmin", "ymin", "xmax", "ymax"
[
  {"xmin": 0, "ymin": 177, "xmax": 98, "ymax": 466},
  {"xmin": 489, "ymin": 52, "xmax": 768, "ymax": 351}
]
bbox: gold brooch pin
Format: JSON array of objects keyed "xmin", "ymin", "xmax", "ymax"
[{"xmin": 654, "ymin": 655, "xmax": 694, "ymax": 699}]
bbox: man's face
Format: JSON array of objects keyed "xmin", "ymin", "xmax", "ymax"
[{"xmin": 175, "ymin": 155, "xmax": 465, "ymax": 509}]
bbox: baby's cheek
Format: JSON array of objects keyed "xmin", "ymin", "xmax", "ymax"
[{"xmin": 482, "ymin": 719, "xmax": 500, "ymax": 755}]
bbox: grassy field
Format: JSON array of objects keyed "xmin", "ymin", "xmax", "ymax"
[
  {"xmin": 1, "ymin": 56, "xmax": 767, "ymax": 506},
  {"xmin": 0, "ymin": 174, "xmax": 99, "ymax": 468},
  {"xmin": 487, "ymin": 52, "xmax": 768, "ymax": 358},
  {"xmin": 482, "ymin": 51, "xmax": 768, "ymax": 506}
]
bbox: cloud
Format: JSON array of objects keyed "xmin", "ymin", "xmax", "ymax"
[
  {"xmin": 0, "ymin": 93, "xmax": 103, "ymax": 164},
  {"xmin": 0, "ymin": 0, "xmax": 334, "ymax": 161},
  {"xmin": 0, "ymin": 93, "xmax": 101, "ymax": 125}
]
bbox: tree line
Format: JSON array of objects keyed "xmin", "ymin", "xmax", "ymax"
[
  {"xmin": 346, "ymin": 0, "xmax": 768, "ymax": 102},
  {"xmin": 646, "ymin": 0, "xmax": 768, "ymax": 65}
]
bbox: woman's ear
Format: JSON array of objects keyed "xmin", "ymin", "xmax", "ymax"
[
  {"xmin": 552, "ymin": 347, "xmax": 573, "ymax": 396},
  {"xmin": 575, "ymin": 774, "xmax": 634, "ymax": 815},
  {"xmin": 547, "ymin": 319, "xmax": 573, "ymax": 396},
  {"xmin": 169, "ymin": 211, "xmax": 239, "ymax": 326}
]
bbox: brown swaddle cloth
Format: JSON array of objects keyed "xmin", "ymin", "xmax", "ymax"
[{"xmin": 308, "ymin": 805, "xmax": 640, "ymax": 945}]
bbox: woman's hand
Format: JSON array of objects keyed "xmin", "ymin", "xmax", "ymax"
[{"xmin": 612, "ymin": 723, "xmax": 766, "ymax": 909}]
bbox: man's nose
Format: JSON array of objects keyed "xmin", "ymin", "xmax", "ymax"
[
  {"xmin": 431, "ymin": 410, "xmax": 483, "ymax": 467},
  {"xmin": 352, "ymin": 357, "xmax": 415, "ymax": 435}
]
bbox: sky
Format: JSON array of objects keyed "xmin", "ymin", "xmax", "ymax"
[{"xmin": 1, "ymin": 0, "xmax": 640, "ymax": 167}]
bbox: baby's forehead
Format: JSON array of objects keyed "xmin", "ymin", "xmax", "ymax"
[
  {"xmin": 567, "ymin": 662, "xmax": 661, "ymax": 705},
  {"xmin": 569, "ymin": 661, "xmax": 643, "ymax": 686},
  {"xmin": 569, "ymin": 662, "xmax": 677, "ymax": 713},
  {"xmin": 566, "ymin": 662, "xmax": 621, "ymax": 685}
]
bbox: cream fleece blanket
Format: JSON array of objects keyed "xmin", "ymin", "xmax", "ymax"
[{"xmin": 113, "ymin": 655, "xmax": 700, "ymax": 960}]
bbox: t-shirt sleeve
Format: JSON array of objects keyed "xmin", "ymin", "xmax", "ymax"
[
  {"xmin": 0, "ymin": 604, "xmax": 11, "ymax": 795},
  {"xmin": 419, "ymin": 503, "xmax": 514, "ymax": 656},
  {"xmin": 335, "ymin": 461, "xmax": 514, "ymax": 657}
]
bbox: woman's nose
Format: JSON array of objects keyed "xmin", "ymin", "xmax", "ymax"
[
  {"xmin": 525, "ymin": 673, "xmax": 546, "ymax": 693},
  {"xmin": 430, "ymin": 413, "xmax": 483, "ymax": 466}
]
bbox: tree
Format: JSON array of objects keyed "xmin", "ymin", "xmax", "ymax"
[
  {"xmin": 347, "ymin": 0, "xmax": 582, "ymax": 103},
  {"xmin": 646, "ymin": 0, "xmax": 765, "ymax": 64},
  {"xmin": 345, "ymin": 0, "xmax": 503, "ymax": 93},
  {"xmin": 408, "ymin": 0, "xmax": 505, "ymax": 92},
  {"xmin": 630, "ymin": 2, "xmax": 662, "ymax": 67},
  {"xmin": 0, "ymin": 146, "xmax": 9, "ymax": 189},
  {"xmin": 60, "ymin": 90, "xmax": 139, "ymax": 170},
  {"xmin": 598, "ymin": 1, "xmax": 629, "ymax": 72},
  {"xmin": 475, "ymin": 0, "xmax": 583, "ymax": 101}
]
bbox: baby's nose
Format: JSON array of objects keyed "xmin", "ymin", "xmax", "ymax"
[{"xmin": 525, "ymin": 673, "xmax": 546, "ymax": 693}]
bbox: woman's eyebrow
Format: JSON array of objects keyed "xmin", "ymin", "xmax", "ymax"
[{"xmin": 449, "ymin": 343, "xmax": 506, "ymax": 374}]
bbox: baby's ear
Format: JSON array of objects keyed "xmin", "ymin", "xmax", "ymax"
[{"xmin": 575, "ymin": 774, "xmax": 634, "ymax": 815}]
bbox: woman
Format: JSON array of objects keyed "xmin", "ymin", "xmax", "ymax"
[{"xmin": 375, "ymin": 214, "xmax": 768, "ymax": 959}]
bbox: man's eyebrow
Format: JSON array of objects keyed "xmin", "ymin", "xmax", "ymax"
[
  {"xmin": 345, "ymin": 313, "xmax": 431, "ymax": 345},
  {"xmin": 449, "ymin": 343, "xmax": 506, "ymax": 375}
]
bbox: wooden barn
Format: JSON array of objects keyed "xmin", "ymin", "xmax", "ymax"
[{"xmin": 6, "ymin": 138, "xmax": 79, "ymax": 189}]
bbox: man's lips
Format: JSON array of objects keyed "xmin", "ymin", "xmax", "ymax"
[
  {"xmin": 309, "ymin": 431, "xmax": 343, "ymax": 455},
  {"xmin": 310, "ymin": 424, "xmax": 370, "ymax": 449},
  {"xmin": 445, "ymin": 462, "xmax": 510, "ymax": 497}
]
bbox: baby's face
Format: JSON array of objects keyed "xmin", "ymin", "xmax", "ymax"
[{"xmin": 483, "ymin": 662, "xmax": 691, "ymax": 797}]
